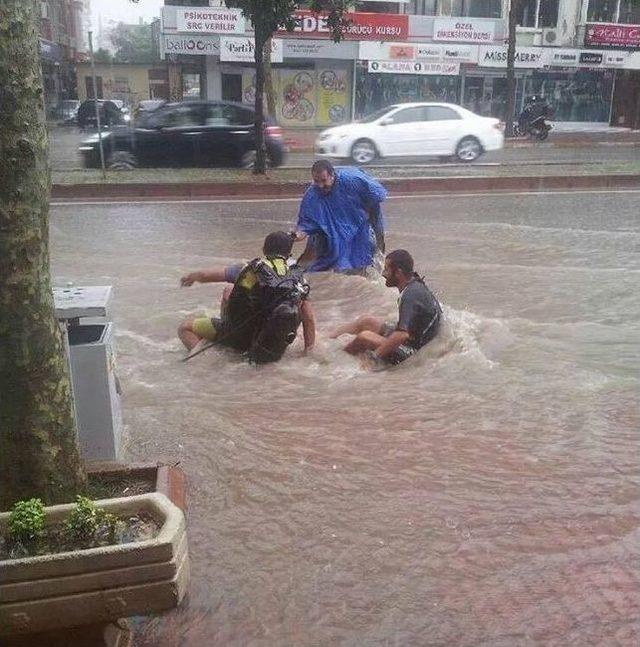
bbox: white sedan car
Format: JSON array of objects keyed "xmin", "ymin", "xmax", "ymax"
[{"xmin": 315, "ymin": 103, "xmax": 504, "ymax": 164}]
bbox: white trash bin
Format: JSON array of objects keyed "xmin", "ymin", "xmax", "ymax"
[{"xmin": 53, "ymin": 285, "xmax": 123, "ymax": 461}]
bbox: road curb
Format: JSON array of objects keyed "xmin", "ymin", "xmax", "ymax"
[{"xmin": 51, "ymin": 174, "xmax": 640, "ymax": 201}]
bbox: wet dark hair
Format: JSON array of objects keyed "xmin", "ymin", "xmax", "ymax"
[
  {"xmin": 311, "ymin": 159, "xmax": 335, "ymax": 176},
  {"xmin": 386, "ymin": 249, "xmax": 414, "ymax": 276},
  {"xmin": 263, "ymin": 231, "xmax": 294, "ymax": 258}
]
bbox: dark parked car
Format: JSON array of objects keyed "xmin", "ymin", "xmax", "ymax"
[
  {"xmin": 77, "ymin": 99, "xmax": 130, "ymax": 130},
  {"xmin": 78, "ymin": 100, "xmax": 286, "ymax": 169}
]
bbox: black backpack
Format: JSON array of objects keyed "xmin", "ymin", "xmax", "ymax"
[{"xmin": 227, "ymin": 258, "xmax": 309, "ymax": 363}]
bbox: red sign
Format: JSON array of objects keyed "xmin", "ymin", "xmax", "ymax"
[
  {"xmin": 278, "ymin": 11, "xmax": 409, "ymax": 41},
  {"xmin": 585, "ymin": 22, "xmax": 640, "ymax": 48}
]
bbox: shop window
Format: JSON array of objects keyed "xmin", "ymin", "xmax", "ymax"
[
  {"xmin": 525, "ymin": 69, "xmax": 614, "ymax": 122},
  {"xmin": 411, "ymin": 0, "xmax": 438, "ymax": 15},
  {"xmin": 516, "ymin": 0, "xmax": 559, "ymax": 28},
  {"xmin": 426, "ymin": 106, "xmax": 462, "ymax": 121},
  {"xmin": 619, "ymin": 0, "xmax": 640, "ymax": 23},
  {"xmin": 587, "ymin": 0, "xmax": 618, "ymax": 22},
  {"xmin": 451, "ymin": 0, "xmax": 502, "ymax": 18},
  {"xmin": 391, "ymin": 106, "xmax": 428, "ymax": 124}
]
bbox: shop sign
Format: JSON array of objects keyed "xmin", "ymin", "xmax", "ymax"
[
  {"xmin": 604, "ymin": 52, "xmax": 628, "ymax": 67},
  {"xmin": 440, "ymin": 45, "xmax": 478, "ymax": 63},
  {"xmin": 579, "ymin": 52, "xmax": 603, "ymax": 66},
  {"xmin": 433, "ymin": 18, "xmax": 494, "ymax": 43},
  {"xmin": 585, "ymin": 23, "xmax": 640, "ymax": 48},
  {"xmin": 478, "ymin": 46, "xmax": 544, "ymax": 68},
  {"xmin": 359, "ymin": 41, "xmax": 418, "ymax": 60},
  {"xmin": 284, "ymin": 39, "xmax": 358, "ymax": 60},
  {"xmin": 175, "ymin": 6, "xmax": 245, "ymax": 35},
  {"xmin": 416, "ymin": 44, "xmax": 442, "ymax": 60},
  {"xmin": 278, "ymin": 11, "xmax": 409, "ymax": 41},
  {"xmin": 161, "ymin": 33, "xmax": 220, "ymax": 56},
  {"xmin": 543, "ymin": 48, "xmax": 579, "ymax": 67},
  {"xmin": 220, "ymin": 36, "xmax": 283, "ymax": 63},
  {"xmin": 368, "ymin": 60, "xmax": 459, "ymax": 75}
]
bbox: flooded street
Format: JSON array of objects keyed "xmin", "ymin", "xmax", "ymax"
[{"xmin": 50, "ymin": 190, "xmax": 639, "ymax": 645}]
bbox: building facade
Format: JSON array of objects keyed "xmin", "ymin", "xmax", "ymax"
[
  {"xmin": 157, "ymin": 1, "xmax": 640, "ymax": 128},
  {"xmin": 40, "ymin": 0, "xmax": 87, "ymax": 115}
]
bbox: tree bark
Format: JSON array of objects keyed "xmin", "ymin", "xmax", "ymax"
[
  {"xmin": 0, "ymin": 0, "xmax": 87, "ymax": 509},
  {"xmin": 253, "ymin": 21, "xmax": 267, "ymax": 175},
  {"xmin": 504, "ymin": 0, "xmax": 519, "ymax": 138},
  {"xmin": 264, "ymin": 38, "xmax": 277, "ymax": 120}
]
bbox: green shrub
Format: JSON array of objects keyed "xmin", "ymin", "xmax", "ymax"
[
  {"xmin": 9, "ymin": 498, "xmax": 46, "ymax": 544},
  {"xmin": 65, "ymin": 496, "xmax": 119, "ymax": 542}
]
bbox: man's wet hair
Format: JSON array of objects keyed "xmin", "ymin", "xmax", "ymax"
[
  {"xmin": 386, "ymin": 249, "xmax": 414, "ymax": 276},
  {"xmin": 263, "ymin": 231, "xmax": 294, "ymax": 258},
  {"xmin": 311, "ymin": 159, "xmax": 335, "ymax": 176}
]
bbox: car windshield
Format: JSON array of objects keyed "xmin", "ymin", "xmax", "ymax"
[{"xmin": 358, "ymin": 106, "xmax": 396, "ymax": 123}]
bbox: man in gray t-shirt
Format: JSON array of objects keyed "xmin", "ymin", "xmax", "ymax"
[{"xmin": 330, "ymin": 249, "xmax": 441, "ymax": 365}]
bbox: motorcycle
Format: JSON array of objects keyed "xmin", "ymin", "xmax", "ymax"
[{"xmin": 513, "ymin": 116, "xmax": 553, "ymax": 141}]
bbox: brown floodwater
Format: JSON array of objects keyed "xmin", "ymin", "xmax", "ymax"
[{"xmin": 50, "ymin": 191, "xmax": 639, "ymax": 645}]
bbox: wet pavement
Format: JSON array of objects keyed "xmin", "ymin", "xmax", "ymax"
[{"xmin": 49, "ymin": 190, "xmax": 640, "ymax": 645}]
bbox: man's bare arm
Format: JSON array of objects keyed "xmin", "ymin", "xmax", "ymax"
[{"xmin": 180, "ymin": 267, "xmax": 228, "ymax": 287}]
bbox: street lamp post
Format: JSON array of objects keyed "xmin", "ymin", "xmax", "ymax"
[{"xmin": 87, "ymin": 30, "xmax": 106, "ymax": 178}]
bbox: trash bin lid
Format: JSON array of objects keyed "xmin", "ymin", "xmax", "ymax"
[{"xmin": 53, "ymin": 285, "xmax": 112, "ymax": 320}]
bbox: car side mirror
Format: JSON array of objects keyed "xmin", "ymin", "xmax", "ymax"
[{"xmin": 380, "ymin": 118, "xmax": 394, "ymax": 126}]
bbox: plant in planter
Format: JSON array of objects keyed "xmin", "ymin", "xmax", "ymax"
[
  {"xmin": 0, "ymin": 493, "xmax": 189, "ymax": 638},
  {"xmin": 7, "ymin": 499, "xmax": 46, "ymax": 557}
]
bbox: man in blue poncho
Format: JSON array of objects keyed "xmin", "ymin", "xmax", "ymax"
[{"xmin": 293, "ymin": 160, "xmax": 388, "ymax": 273}]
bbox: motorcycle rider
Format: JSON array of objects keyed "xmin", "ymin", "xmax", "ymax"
[{"xmin": 517, "ymin": 95, "xmax": 552, "ymax": 136}]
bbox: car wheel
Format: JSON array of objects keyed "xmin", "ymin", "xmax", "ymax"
[
  {"xmin": 455, "ymin": 137, "xmax": 482, "ymax": 163},
  {"xmin": 350, "ymin": 139, "xmax": 377, "ymax": 165},
  {"xmin": 107, "ymin": 151, "xmax": 137, "ymax": 170}
]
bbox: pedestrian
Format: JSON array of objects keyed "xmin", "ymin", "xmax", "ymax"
[
  {"xmin": 178, "ymin": 232, "xmax": 315, "ymax": 364},
  {"xmin": 294, "ymin": 159, "xmax": 387, "ymax": 273},
  {"xmin": 330, "ymin": 249, "xmax": 441, "ymax": 366}
]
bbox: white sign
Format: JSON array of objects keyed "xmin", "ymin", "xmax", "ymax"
[
  {"xmin": 220, "ymin": 36, "xmax": 283, "ymax": 63},
  {"xmin": 433, "ymin": 18, "xmax": 494, "ymax": 43},
  {"xmin": 604, "ymin": 52, "xmax": 628, "ymax": 67},
  {"xmin": 161, "ymin": 33, "xmax": 220, "ymax": 56},
  {"xmin": 478, "ymin": 46, "xmax": 544, "ymax": 68},
  {"xmin": 542, "ymin": 48, "xmax": 579, "ymax": 67},
  {"xmin": 285, "ymin": 39, "xmax": 358, "ymax": 60},
  {"xmin": 623, "ymin": 52, "xmax": 640, "ymax": 70},
  {"xmin": 416, "ymin": 44, "xmax": 442, "ymax": 60},
  {"xmin": 368, "ymin": 60, "xmax": 460, "ymax": 75},
  {"xmin": 439, "ymin": 45, "xmax": 478, "ymax": 63},
  {"xmin": 176, "ymin": 6, "xmax": 245, "ymax": 34}
]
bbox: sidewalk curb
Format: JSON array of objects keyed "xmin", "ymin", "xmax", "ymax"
[{"xmin": 51, "ymin": 174, "xmax": 640, "ymax": 201}]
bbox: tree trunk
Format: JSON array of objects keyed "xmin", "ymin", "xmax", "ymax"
[
  {"xmin": 0, "ymin": 0, "xmax": 87, "ymax": 509},
  {"xmin": 504, "ymin": 0, "xmax": 519, "ymax": 138},
  {"xmin": 253, "ymin": 23, "xmax": 268, "ymax": 175},
  {"xmin": 264, "ymin": 38, "xmax": 277, "ymax": 120}
]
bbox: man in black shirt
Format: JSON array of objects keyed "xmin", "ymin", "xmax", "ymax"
[{"xmin": 330, "ymin": 249, "xmax": 441, "ymax": 365}]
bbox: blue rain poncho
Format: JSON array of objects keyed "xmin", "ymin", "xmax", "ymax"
[{"xmin": 296, "ymin": 167, "xmax": 388, "ymax": 272}]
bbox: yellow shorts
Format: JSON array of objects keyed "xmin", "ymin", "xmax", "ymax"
[{"xmin": 192, "ymin": 317, "xmax": 221, "ymax": 341}]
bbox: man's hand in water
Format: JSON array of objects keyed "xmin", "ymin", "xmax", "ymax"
[{"xmin": 180, "ymin": 272, "xmax": 200, "ymax": 287}]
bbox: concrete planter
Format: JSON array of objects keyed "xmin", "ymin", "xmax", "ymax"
[{"xmin": 0, "ymin": 492, "xmax": 189, "ymax": 637}]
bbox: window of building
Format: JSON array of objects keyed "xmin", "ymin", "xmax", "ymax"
[
  {"xmin": 411, "ymin": 0, "xmax": 438, "ymax": 15},
  {"xmin": 451, "ymin": 0, "xmax": 502, "ymax": 18},
  {"xmin": 516, "ymin": 0, "xmax": 559, "ymax": 28},
  {"xmin": 588, "ymin": 0, "xmax": 640, "ymax": 23}
]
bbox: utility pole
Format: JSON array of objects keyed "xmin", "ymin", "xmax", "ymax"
[{"xmin": 88, "ymin": 30, "xmax": 106, "ymax": 178}]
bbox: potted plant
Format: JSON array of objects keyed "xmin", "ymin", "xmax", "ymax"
[{"xmin": 0, "ymin": 492, "xmax": 189, "ymax": 638}]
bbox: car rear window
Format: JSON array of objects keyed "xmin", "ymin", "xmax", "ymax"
[
  {"xmin": 426, "ymin": 106, "xmax": 461, "ymax": 121},
  {"xmin": 205, "ymin": 104, "xmax": 254, "ymax": 126}
]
